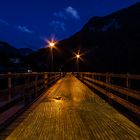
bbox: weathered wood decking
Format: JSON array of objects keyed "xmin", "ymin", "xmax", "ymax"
[{"xmin": 2, "ymin": 74, "xmax": 140, "ymax": 140}]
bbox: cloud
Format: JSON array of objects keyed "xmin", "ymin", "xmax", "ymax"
[
  {"xmin": 65, "ymin": 6, "xmax": 80, "ymax": 19},
  {"xmin": 53, "ymin": 6, "xmax": 80, "ymax": 20},
  {"xmin": 53, "ymin": 12, "xmax": 66, "ymax": 19},
  {"xmin": 18, "ymin": 26, "xmax": 33, "ymax": 34},
  {"xmin": 50, "ymin": 21, "xmax": 66, "ymax": 32},
  {"xmin": 0, "ymin": 19, "xmax": 9, "ymax": 25}
]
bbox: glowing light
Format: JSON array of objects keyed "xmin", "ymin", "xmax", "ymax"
[
  {"xmin": 48, "ymin": 40, "xmax": 56, "ymax": 48},
  {"xmin": 76, "ymin": 54, "xmax": 80, "ymax": 59},
  {"xmin": 72, "ymin": 50, "xmax": 85, "ymax": 64},
  {"xmin": 45, "ymin": 37, "xmax": 57, "ymax": 48},
  {"xmin": 49, "ymin": 42, "xmax": 55, "ymax": 47}
]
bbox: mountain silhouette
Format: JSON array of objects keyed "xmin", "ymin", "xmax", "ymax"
[
  {"xmin": 1, "ymin": 3, "xmax": 140, "ymax": 73},
  {"xmin": 55, "ymin": 2, "xmax": 140, "ymax": 73},
  {"xmin": 0, "ymin": 41, "xmax": 33, "ymax": 72}
]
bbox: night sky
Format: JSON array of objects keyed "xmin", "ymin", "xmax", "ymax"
[{"xmin": 0, "ymin": 0, "xmax": 140, "ymax": 48}]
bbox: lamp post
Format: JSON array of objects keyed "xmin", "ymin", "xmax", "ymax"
[
  {"xmin": 48, "ymin": 41, "xmax": 55, "ymax": 72},
  {"xmin": 74, "ymin": 50, "xmax": 84, "ymax": 74},
  {"xmin": 76, "ymin": 54, "xmax": 80, "ymax": 73}
]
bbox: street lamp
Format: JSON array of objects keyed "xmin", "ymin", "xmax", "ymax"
[
  {"xmin": 73, "ymin": 50, "xmax": 85, "ymax": 73},
  {"xmin": 76, "ymin": 52, "xmax": 81, "ymax": 73},
  {"xmin": 48, "ymin": 40, "xmax": 56, "ymax": 72}
]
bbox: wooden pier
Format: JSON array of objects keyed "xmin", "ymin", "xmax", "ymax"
[{"xmin": 1, "ymin": 74, "xmax": 139, "ymax": 140}]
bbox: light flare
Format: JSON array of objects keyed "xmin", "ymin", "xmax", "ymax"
[
  {"xmin": 44, "ymin": 35, "xmax": 57, "ymax": 48},
  {"xmin": 73, "ymin": 50, "xmax": 85, "ymax": 62},
  {"xmin": 76, "ymin": 54, "xmax": 80, "ymax": 59},
  {"xmin": 47, "ymin": 39, "xmax": 56, "ymax": 48},
  {"xmin": 49, "ymin": 42, "xmax": 55, "ymax": 47}
]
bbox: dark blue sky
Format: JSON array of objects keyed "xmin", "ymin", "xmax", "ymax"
[{"xmin": 0, "ymin": 0, "xmax": 140, "ymax": 42}]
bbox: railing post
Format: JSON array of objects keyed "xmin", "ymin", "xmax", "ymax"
[
  {"xmin": 106, "ymin": 73, "xmax": 111, "ymax": 84},
  {"xmin": 83, "ymin": 73, "xmax": 85, "ymax": 82},
  {"xmin": 8, "ymin": 72, "xmax": 12, "ymax": 102},
  {"xmin": 79, "ymin": 72, "xmax": 82, "ymax": 80},
  {"xmin": 106, "ymin": 73, "xmax": 108, "ymax": 83},
  {"xmin": 62, "ymin": 72, "xmax": 64, "ymax": 77},
  {"xmin": 91, "ymin": 73, "xmax": 95, "ymax": 94},
  {"xmin": 126, "ymin": 73, "xmax": 130, "ymax": 88},
  {"xmin": 82, "ymin": 73, "xmax": 84, "ymax": 81},
  {"xmin": 25, "ymin": 74, "xmax": 31, "ymax": 104},
  {"xmin": 44, "ymin": 73, "xmax": 48, "ymax": 88},
  {"xmin": 106, "ymin": 73, "xmax": 112, "ymax": 103},
  {"xmin": 92, "ymin": 73, "xmax": 94, "ymax": 79},
  {"xmin": 55, "ymin": 73, "xmax": 57, "ymax": 80},
  {"xmin": 56, "ymin": 73, "xmax": 58, "ymax": 81},
  {"xmin": 35, "ymin": 74, "xmax": 38, "ymax": 97},
  {"xmin": 126, "ymin": 73, "xmax": 130, "ymax": 100},
  {"xmin": 79, "ymin": 72, "xmax": 81, "ymax": 80},
  {"xmin": 98, "ymin": 75, "xmax": 101, "ymax": 81}
]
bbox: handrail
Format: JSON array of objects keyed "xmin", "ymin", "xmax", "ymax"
[
  {"xmin": 84, "ymin": 80, "xmax": 140, "ymax": 116},
  {"xmin": 84, "ymin": 76, "xmax": 140, "ymax": 100},
  {"xmin": 0, "ymin": 72, "xmax": 64, "ymax": 127},
  {"xmin": 74, "ymin": 72, "xmax": 140, "ymax": 120}
]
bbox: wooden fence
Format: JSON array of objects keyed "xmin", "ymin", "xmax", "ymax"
[
  {"xmin": 0, "ymin": 72, "xmax": 63, "ymax": 127},
  {"xmin": 74, "ymin": 72, "xmax": 140, "ymax": 120}
]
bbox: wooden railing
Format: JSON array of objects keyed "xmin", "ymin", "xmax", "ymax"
[
  {"xmin": 0, "ymin": 72, "xmax": 64, "ymax": 127},
  {"xmin": 74, "ymin": 72, "xmax": 140, "ymax": 120}
]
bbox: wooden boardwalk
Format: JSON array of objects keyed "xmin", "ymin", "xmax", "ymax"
[{"xmin": 2, "ymin": 74, "xmax": 140, "ymax": 140}]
